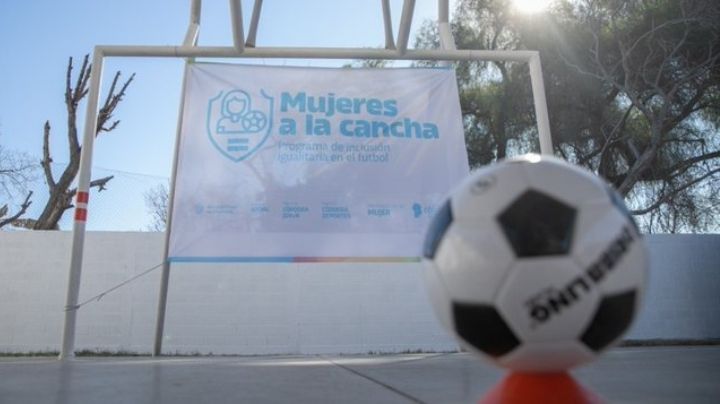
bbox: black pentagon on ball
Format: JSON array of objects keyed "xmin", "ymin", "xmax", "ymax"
[
  {"xmin": 497, "ymin": 190, "xmax": 577, "ymax": 257},
  {"xmin": 580, "ymin": 290, "xmax": 637, "ymax": 352},
  {"xmin": 452, "ymin": 302, "xmax": 521, "ymax": 357},
  {"xmin": 423, "ymin": 199, "xmax": 453, "ymax": 259}
]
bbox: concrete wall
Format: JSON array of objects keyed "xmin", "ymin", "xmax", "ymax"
[
  {"xmin": 0, "ymin": 232, "xmax": 451, "ymax": 354},
  {"xmin": 0, "ymin": 232, "xmax": 718, "ymax": 354},
  {"xmin": 627, "ymin": 235, "xmax": 720, "ymax": 340}
]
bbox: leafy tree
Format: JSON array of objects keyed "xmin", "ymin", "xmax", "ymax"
[
  {"xmin": 416, "ymin": 0, "xmax": 537, "ymax": 165},
  {"xmin": 540, "ymin": 0, "xmax": 720, "ymax": 232},
  {"xmin": 417, "ymin": 0, "xmax": 720, "ymax": 232}
]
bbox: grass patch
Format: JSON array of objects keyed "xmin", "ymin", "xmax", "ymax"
[
  {"xmin": 621, "ymin": 339, "xmax": 720, "ymax": 347},
  {"xmin": 75, "ymin": 349, "xmax": 149, "ymax": 357},
  {"xmin": 0, "ymin": 351, "xmax": 59, "ymax": 357}
]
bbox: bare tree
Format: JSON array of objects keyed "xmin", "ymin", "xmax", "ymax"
[
  {"xmin": 15, "ymin": 55, "xmax": 135, "ymax": 230},
  {"xmin": 0, "ymin": 141, "xmax": 37, "ymax": 228},
  {"xmin": 144, "ymin": 183, "xmax": 168, "ymax": 232}
]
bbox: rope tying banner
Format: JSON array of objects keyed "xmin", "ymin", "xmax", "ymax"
[{"xmin": 64, "ymin": 262, "xmax": 165, "ymax": 312}]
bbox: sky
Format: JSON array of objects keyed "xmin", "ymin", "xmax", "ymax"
[{"xmin": 0, "ymin": 0, "xmax": 451, "ymax": 231}]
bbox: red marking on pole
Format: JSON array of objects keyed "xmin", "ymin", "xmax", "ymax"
[
  {"xmin": 76, "ymin": 192, "xmax": 90, "ymax": 204},
  {"xmin": 74, "ymin": 208, "xmax": 88, "ymax": 222}
]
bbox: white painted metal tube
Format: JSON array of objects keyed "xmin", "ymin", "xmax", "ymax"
[
  {"xmin": 381, "ymin": 0, "xmax": 395, "ymax": 50},
  {"xmin": 396, "ymin": 0, "xmax": 416, "ymax": 54},
  {"xmin": 246, "ymin": 0, "xmax": 263, "ymax": 47},
  {"xmin": 438, "ymin": 0, "xmax": 449, "ymax": 23},
  {"xmin": 183, "ymin": 23, "xmax": 200, "ymax": 47},
  {"xmin": 229, "ymin": 0, "xmax": 245, "ymax": 53},
  {"xmin": 528, "ymin": 53, "xmax": 554, "ymax": 154},
  {"xmin": 438, "ymin": 25, "xmax": 456, "ymax": 50},
  {"xmin": 153, "ymin": 63, "xmax": 192, "ymax": 357},
  {"xmin": 59, "ymin": 48, "xmax": 105, "ymax": 360},
  {"xmin": 99, "ymin": 45, "xmax": 537, "ymax": 62},
  {"xmin": 438, "ymin": 0, "xmax": 455, "ymax": 51},
  {"xmin": 437, "ymin": 0, "xmax": 455, "ymax": 67},
  {"xmin": 190, "ymin": 0, "xmax": 201, "ymax": 24}
]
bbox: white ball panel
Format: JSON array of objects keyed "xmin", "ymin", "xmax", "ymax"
[
  {"xmin": 451, "ymin": 161, "xmax": 529, "ymax": 221},
  {"xmin": 496, "ymin": 258, "xmax": 600, "ymax": 342},
  {"xmin": 422, "ymin": 259, "xmax": 455, "ymax": 334},
  {"xmin": 572, "ymin": 200, "xmax": 618, "ymax": 253},
  {"xmin": 433, "ymin": 221, "xmax": 516, "ymax": 303},
  {"xmin": 572, "ymin": 204, "xmax": 648, "ymax": 295},
  {"xmin": 497, "ymin": 340, "xmax": 596, "ymax": 372},
  {"xmin": 599, "ymin": 234, "xmax": 648, "ymax": 296},
  {"xmin": 518, "ymin": 154, "xmax": 608, "ymax": 206}
]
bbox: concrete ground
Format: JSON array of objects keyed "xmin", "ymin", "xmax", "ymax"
[{"xmin": 0, "ymin": 346, "xmax": 718, "ymax": 403}]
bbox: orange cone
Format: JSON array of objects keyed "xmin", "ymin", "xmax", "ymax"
[{"xmin": 480, "ymin": 372, "xmax": 604, "ymax": 404}]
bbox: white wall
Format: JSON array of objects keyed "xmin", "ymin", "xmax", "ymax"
[
  {"xmin": 0, "ymin": 232, "xmax": 718, "ymax": 354},
  {"xmin": 0, "ymin": 231, "xmax": 452, "ymax": 354},
  {"xmin": 626, "ymin": 235, "xmax": 720, "ymax": 341}
]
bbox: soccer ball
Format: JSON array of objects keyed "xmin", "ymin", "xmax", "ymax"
[{"xmin": 422, "ymin": 154, "xmax": 648, "ymax": 372}]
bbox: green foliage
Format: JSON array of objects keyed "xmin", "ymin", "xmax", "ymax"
[{"xmin": 416, "ymin": 0, "xmax": 720, "ymax": 232}]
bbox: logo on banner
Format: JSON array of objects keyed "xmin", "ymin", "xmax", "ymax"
[{"xmin": 206, "ymin": 89, "xmax": 274, "ymax": 162}]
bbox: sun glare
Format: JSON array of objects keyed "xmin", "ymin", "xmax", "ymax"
[{"xmin": 511, "ymin": 0, "xmax": 551, "ymax": 14}]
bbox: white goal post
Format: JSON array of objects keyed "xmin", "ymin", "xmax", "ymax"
[{"xmin": 59, "ymin": 0, "xmax": 553, "ymax": 359}]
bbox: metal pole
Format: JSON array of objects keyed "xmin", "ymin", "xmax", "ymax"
[
  {"xmin": 183, "ymin": 23, "xmax": 200, "ymax": 47},
  {"xmin": 183, "ymin": 2, "xmax": 201, "ymax": 64},
  {"xmin": 185, "ymin": 0, "xmax": 201, "ymax": 46},
  {"xmin": 438, "ymin": 0, "xmax": 455, "ymax": 50},
  {"xmin": 396, "ymin": 0, "xmax": 416, "ymax": 54},
  {"xmin": 154, "ymin": 0, "xmax": 202, "ymax": 357},
  {"xmin": 246, "ymin": 0, "xmax": 264, "ymax": 48},
  {"xmin": 153, "ymin": 62, "xmax": 192, "ymax": 357},
  {"xmin": 59, "ymin": 48, "xmax": 105, "ymax": 360},
  {"xmin": 381, "ymin": 0, "xmax": 395, "ymax": 50},
  {"xmin": 438, "ymin": 0, "xmax": 449, "ymax": 23},
  {"xmin": 438, "ymin": 0, "xmax": 456, "ymax": 68},
  {"xmin": 229, "ymin": 0, "xmax": 245, "ymax": 53},
  {"xmin": 190, "ymin": 0, "xmax": 201, "ymax": 25},
  {"xmin": 528, "ymin": 53, "xmax": 554, "ymax": 154},
  {"xmin": 100, "ymin": 45, "xmax": 538, "ymax": 62}
]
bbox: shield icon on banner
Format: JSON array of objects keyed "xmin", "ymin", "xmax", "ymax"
[{"xmin": 206, "ymin": 89, "xmax": 274, "ymax": 162}]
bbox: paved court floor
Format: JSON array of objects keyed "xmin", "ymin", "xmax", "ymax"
[{"xmin": 0, "ymin": 346, "xmax": 718, "ymax": 403}]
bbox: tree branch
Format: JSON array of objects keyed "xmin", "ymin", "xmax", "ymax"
[
  {"xmin": 663, "ymin": 87, "xmax": 710, "ymax": 134},
  {"xmin": 631, "ymin": 167, "xmax": 720, "ymax": 215},
  {"xmin": 0, "ymin": 191, "xmax": 32, "ymax": 228},
  {"xmin": 96, "ymin": 72, "xmax": 135, "ymax": 135},
  {"xmin": 89, "ymin": 175, "xmax": 113, "ymax": 191},
  {"xmin": 65, "ymin": 58, "xmax": 82, "ymax": 158},
  {"xmin": 73, "ymin": 54, "xmax": 91, "ymax": 105},
  {"xmin": 65, "ymin": 56, "xmax": 73, "ymax": 106},
  {"xmin": 41, "ymin": 121, "xmax": 55, "ymax": 190},
  {"xmin": 654, "ymin": 149, "xmax": 720, "ymax": 179},
  {"xmin": 598, "ymin": 104, "xmax": 635, "ymax": 173},
  {"xmin": 68, "ymin": 175, "xmax": 114, "ymax": 199}
]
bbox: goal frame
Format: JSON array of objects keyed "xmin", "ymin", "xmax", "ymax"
[{"xmin": 59, "ymin": 0, "xmax": 554, "ymax": 359}]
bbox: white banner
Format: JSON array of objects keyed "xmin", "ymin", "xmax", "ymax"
[{"xmin": 169, "ymin": 63, "xmax": 469, "ymax": 262}]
